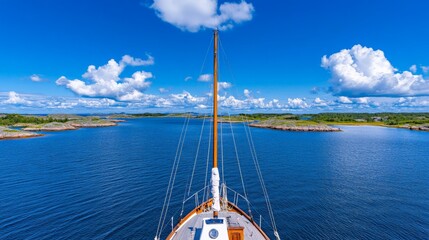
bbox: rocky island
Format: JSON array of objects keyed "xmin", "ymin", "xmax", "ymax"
[
  {"xmin": 249, "ymin": 122, "xmax": 341, "ymax": 132},
  {"xmin": 219, "ymin": 114, "xmax": 342, "ymax": 132},
  {"xmin": 0, "ymin": 126, "xmax": 43, "ymax": 140},
  {"xmin": 0, "ymin": 114, "xmax": 121, "ymax": 140},
  {"xmin": 22, "ymin": 122, "xmax": 77, "ymax": 131},
  {"xmin": 219, "ymin": 113, "xmax": 429, "ymax": 132}
]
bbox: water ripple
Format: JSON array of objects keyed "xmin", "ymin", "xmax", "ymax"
[{"xmin": 0, "ymin": 120, "xmax": 428, "ymax": 239}]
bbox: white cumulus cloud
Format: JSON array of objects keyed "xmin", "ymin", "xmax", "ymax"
[
  {"xmin": 198, "ymin": 73, "xmax": 213, "ymax": 82},
  {"xmin": 337, "ymin": 96, "xmax": 353, "ymax": 104},
  {"xmin": 394, "ymin": 97, "xmax": 429, "ymax": 108},
  {"xmin": 355, "ymin": 97, "xmax": 369, "ymax": 105},
  {"xmin": 218, "ymin": 81, "xmax": 232, "ymax": 90},
  {"xmin": 78, "ymin": 98, "xmax": 118, "ymax": 108},
  {"xmin": 3, "ymin": 91, "xmax": 425, "ymax": 112},
  {"xmin": 313, "ymin": 97, "xmax": 329, "ymax": 107},
  {"xmin": 334, "ymin": 96, "xmax": 379, "ymax": 108},
  {"xmin": 151, "ymin": 0, "xmax": 254, "ymax": 32},
  {"xmin": 56, "ymin": 55, "xmax": 154, "ymax": 101},
  {"xmin": 30, "ymin": 74, "xmax": 42, "ymax": 82},
  {"xmin": 3, "ymin": 91, "xmax": 31, "ymax": 105},
  {"xmin": 286, "ymin": 98, "xmax": 308, "ymax": 109},
  {"xmin": 220, "ymin": 95, "xmax": 273, "ymax": 109},
  {"xmin": 159, "ymin": 88, "xmax": 170, "ymax": 93},
  {"xmin": 121, "ymin": 54, "xmax": 154, "ymax": 66},
  {"xmin": 169, "ymin": 91, "xmax": 207, "ymax": 106},
  {"xmin": 243, "ymin": 89, "xmax": 251, "ymax": 98},
  {"xmin": 322, "ymin": 44, "xmax": 429, "ymax": 97}
]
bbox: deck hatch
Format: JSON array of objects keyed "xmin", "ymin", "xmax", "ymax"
[{"xmin": 205, "ymin": 219, "xmax": 224, "ymax": 225}]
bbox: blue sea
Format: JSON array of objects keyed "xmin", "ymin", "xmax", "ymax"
[{"xmin": 0, "ymin": 118, "xmax": 428, "ymax": 239}]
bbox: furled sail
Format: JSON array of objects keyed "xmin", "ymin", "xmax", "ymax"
[{"xmin": 211, "ymin": 167, "xmax": 220, "ymax": 211}]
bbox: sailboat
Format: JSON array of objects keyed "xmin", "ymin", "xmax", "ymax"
[{"xmin": 155, "ymin": 30, "xmax": 280, "ymax": 240}]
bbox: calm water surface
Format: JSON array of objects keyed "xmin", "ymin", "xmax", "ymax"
[{"xmin": 0, "ymin": 118, "xmax": 428, "ymax": 239}]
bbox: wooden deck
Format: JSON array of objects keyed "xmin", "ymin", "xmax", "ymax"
[{"xmin": 167, "ymin": 200, "xmax": 270, "ymax": 240}]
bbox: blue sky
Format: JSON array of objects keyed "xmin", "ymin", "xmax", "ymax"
[{"xmin": 1, "ymin": 0, "xmax": 429, "ymax": 113}]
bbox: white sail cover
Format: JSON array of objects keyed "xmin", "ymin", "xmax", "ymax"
[{"xmin": 211, "ymin": 168, "xmax": 221, "ymax": 211}]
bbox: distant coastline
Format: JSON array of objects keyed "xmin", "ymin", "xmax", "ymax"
[{"xmin": 1, "ymin": 112, "xmax": 428, "ymax": 140}]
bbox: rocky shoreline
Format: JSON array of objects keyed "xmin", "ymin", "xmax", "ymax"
[
  {"xmin": 0, "ymin": 127, "xmax": 43, "ymax": 140},
  {"xmin": 0, "ymin": 119, "xmax": 120, "ymax": 140},
  {"xmin": 400, "ymin": 125, "xmax": 429, "ymax": 132},
  {"xmin": 249, "ymin": 123, "xmax": 341, "ymax": 132},
  {"xmin": 69, "ymin": 121, "xmax": 117, "ymax": 128},
  {"xmin": 23, "ymin": 122, "xmax": 77, "ymax": 131},
  {"xmin": 21, "ymin": 120, "xmax": 118, "ymax": 131}
]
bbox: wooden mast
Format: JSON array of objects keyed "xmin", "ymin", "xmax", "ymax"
[{"xmin": 213, "ymin": 29, "xmax": 219, "ymax": 218}]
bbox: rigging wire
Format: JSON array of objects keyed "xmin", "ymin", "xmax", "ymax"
[
  {"xmin": 187, "ymin": 114, "xmax": 207, "ymax": 196},
  {"xmin": 193, "ymin": 33, "xmax": 214, "ymax": 203},
  {"xmin": 155, "ymin": 114, "xmax": 191, "ymax": 239},
  {"xmin": 158, "ymin": 33, "xmax": 281, "ymax": 239},
  {"xmin": 156, "ymin": 34, "xmax": 219, "ymax": 239},
  {"xmin": 242, "ymin": 114, "xmax": 279, "ymax": 238},
  {"xmin": 155, "ymin": 115, "xmax": 188, "ymax": 238},
  {"xmin": 202, "ymin": 114, "xmax": 213, "ymax": 202},
  {"xmin": 158, "ymin": 207, "xmax": 182, "ymax": 237},
  {"xmin": 227, "ymin": 112, "xmax": 252, "ymax": 217},
  {"xmin": 198, "ymin": 35, "xmax": 214, "ymax": 77},
  {"xmin": 219, "ymin": 35, "xmax": 280, "ymax": 239},
  {"xmin": 180, "ymin": 114, "xmax": 208, "ymax": 217},
  {"xmin": 159, "ymin": 34, "xmax": 215, "ymax": 237},
  {"xmin": 220, "ymin": 111, "xmax": 225, "ymax": 185}
]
